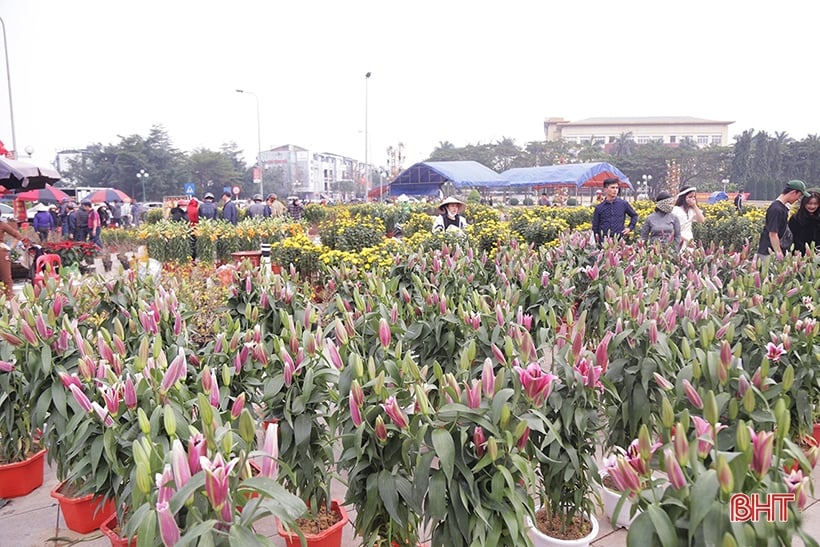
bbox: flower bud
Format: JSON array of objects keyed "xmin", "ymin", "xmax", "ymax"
[
  {"xmin": 703, "ymin": 390, "xmax": 718, "ymax": 426},
  {"xmin": 674, "ymin": 422, "xmax": 689, "ymax": 465},
  {"xmin": 735, "ymin": 420, "xmax": 750, "ymax": 453},
  {"xmin": 138, "ymin": 407, "xmax": 151, "ymax": 434},
  {"xmin": 783, "ymin": 365, "xmax": 795, "ymax": 391},
  {"xmin": 682, "ymin": 379, "xmax": 703, "ymax": 409},
  {"xmin": 374, "ymin": 416, "xmax": 388, "ymax": 443},
  {"xmin": 716, "ymin": 454, "xmax": 733, "ymax": 494},
  {"xmin": 661, "ymin": 397, "xmax": 675, "ymax": 429},
  {"xmin": 487, "ymin": 437, "xmax": 498, "ymax": 462},
  {"xmin": 164, "ymin": 405, "xmax": 177, "ymax": 437}
]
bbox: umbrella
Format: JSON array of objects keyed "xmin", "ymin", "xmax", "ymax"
[
  {"xmin": 86, "ymin": 188, "xmax": 131, "ymax": 203},
  {"xmin": 15, "ymin": 184, "xmax": 71, "ymax": 204},
  {"xmin": 0, "ymin": 156, "xmax": 62, "ymax": 192}
]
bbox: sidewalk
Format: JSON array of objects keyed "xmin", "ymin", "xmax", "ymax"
[{"xmin": 2, "ymin": 460, "xmax": 819, "ymax": 546}]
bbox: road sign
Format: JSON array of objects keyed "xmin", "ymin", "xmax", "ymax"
[
  {"xmin": 184, "ymin": 183, "xmax": 195, "ymax": 195},
  {"xmin": 232, "ymin": 185, "xmax": 241, "ymax": 196}
]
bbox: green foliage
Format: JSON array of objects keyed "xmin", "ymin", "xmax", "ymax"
[
  {"xmin": 301, "ymin": 203, "xmax": 328, "ymax": 225},
  {"xmin": 508, "ymin": 197, "xmax": 520, "ymax": 206},
  {"xmin": 402, "ymin": 212, "xmax": 433, "ymax": 237},
  {"xmin": 523, "ymin": 197, "xmax": 534, "ymax": 206},
  {"xmin": 466, "ymin": 189, "xmax": 482, "ymax": 203},
  {"xmin": 144, "ymin": 208, "xmax": 164, "ymax": 224},
  {"xmin": 566, "ymin": 197, "xmax": 578, "ymax": 206}
]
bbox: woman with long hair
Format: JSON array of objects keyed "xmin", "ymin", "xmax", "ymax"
[
  {"xmin": 788, "ymin": 191, "xmax": 820, "ymax": 253},
  {"xmin": 671, "ymin": 186, "xmax": 705, "ymax": 251}
]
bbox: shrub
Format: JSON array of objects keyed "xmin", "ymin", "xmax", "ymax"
[
  {"xmin": 302, "ymin": 203, "xmax": 328, "ymax": 224},
  {"xmin": 508, "ymin": 197, "xmax": 520, "ymax": 206},
  {"xmin": 523, "ymin": 197, "xmax": 534, "ymax": 206},
  {"xmin": 402, "ymin": 212, "xmax": 433, "ymax": 237},
  {"xmin": 566, "ymin": 197, "xmax": 578, "ymax": 206},
  {"xmin": 467, "ymin": 189, "xmax": 482, "ymax": 203},
  {"xmin": 144, "ymin": 208, "xmax": 164, "ymax": 224}
]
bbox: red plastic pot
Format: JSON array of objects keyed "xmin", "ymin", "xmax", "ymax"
[
  {"xmin": 100, "ymin": 513, "xmax": 137, "ymax": 547},
  {"xmin": 277, "ymin": 499, "xmax": 349, "ymax": 547},
  {"xmin": 50, "ymin": 481, "xmax": 116, "ymax": 534},
  {"xmin": 232, "ymin": 250, "xmax": 262, "ymax": 268},
  {"xmin": 812, "ymin": 423, "xmax": 820, "ymax": 447},
  {"xmin": 0, "ymin": 449, "xmax": 46, "ymax": 498}
]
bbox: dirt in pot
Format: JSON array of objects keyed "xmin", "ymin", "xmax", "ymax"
[
  {"xmin": 601, "ymin": 474, "xmax": 620, "ymax": 491},
  {"xmin": 534, "ymin": 508, "xmax": 592, "ymax": 540},
  {"xmin": 295, "ymin": 504, "xmax": 342, "ymax": 535}
]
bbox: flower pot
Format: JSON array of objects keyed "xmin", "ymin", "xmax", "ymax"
[
  {"xmin": 50, "ymin": 481, "xmax": 116, "ymax": 534},
  {"xmin": 271, "ymin": 263, "xmax": 283, "ymax": 274},
  {"xmin": 231, "ymin": 250, "xmax": 262, "ymax": 268},
  {"xmin": 277, "ymin": 499, "xmax": 348, "ymax": 547},
  {"xmin": 600, "ymin": 472, "xmax": 638, "ymax": 529},
  {"xmin": 813, "ymin": 423, "xmax": 820, "ymax": 447},
  {"xmin": 527, "ymin": 509, "xmax": 599, "ymax": 547},
  {"xmin": 0, "ymin": 448, "xmax": 46, "ymax": 498},
  {"xmin": 100, "ymin": 513, "xmax": 137, "ymax": 547}
]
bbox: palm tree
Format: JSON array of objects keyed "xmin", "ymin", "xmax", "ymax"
[{"xmin": 613, "ymin": 132, "xmax": 636, "ymax": 157}]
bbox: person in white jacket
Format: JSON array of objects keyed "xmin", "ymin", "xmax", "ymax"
[
  {"xmin": 432, "ymin": 196, "xmax": 468, "ymax": 233},
  {"xmin": 671, "ymin": 186, "xmax": 705, "ymax": 251}
]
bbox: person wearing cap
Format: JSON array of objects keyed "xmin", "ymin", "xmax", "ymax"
[
  {"xmin": 757, "ymin": 179, "xmax": 811, "ymax": 260},
  {"xmin": 592, "ymin": 178, "xmax": 638, "ymax": 244},
  {"xmin": 265, "ymin": 193, "xmax": 286, "ymax": 218},
  {"xmin": 32, "ymin": 203, "xmax": 55, "ymax": 243},
  {"xmin": 671, "ymin": 186, "xmax": 705, "ymax": 251},
  {"xmin": 247, "ymin": 194, "xmax": 267, "ymax": 218},
  {"xmin": 432, "ymin": 196, "xmax": 468, "ymax": 233},
  {"xmin": 199, "ymin": 192, "xmax": 218, "ymax": 220},
  {"xmin": 221, "ymin": 191, "xmax": 238, "ymax": 225},
  {"xmin": 788, "ymin": 190, "xmax": 820, "ymax": 254},
  {"xmin": 641, "ymin": 192, "xmax": 681, "ymax": 247}
]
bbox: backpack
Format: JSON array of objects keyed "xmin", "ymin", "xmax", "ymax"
[{"xmin": 780, "ymin": 225, "xmax": 794, "ymax": 252}]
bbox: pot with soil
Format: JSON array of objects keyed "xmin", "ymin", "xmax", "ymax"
[
  {"xmin": 100, "ymin": 513, "xmax": 137, "ymax": 547},
  {"xmin": 276, "ymin": 499, "xmax": 349, "ymax": 547},
  {"xmin": 50, "ymin": 480, "xmax": 116, "ymax": 534},
  {"xmin": 528, "ymin": 508, "xmax": 599, "ymax": 547}
]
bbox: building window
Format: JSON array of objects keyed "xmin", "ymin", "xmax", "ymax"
[
  {"xmin": 697, "ymin": 135, "xmax": 709, "ymax": 145},
  {"xmin": 711, "ymin": 135, "xmax": 722, "ymax": 145},
  {"xmin": 636, "ymin": 136, "xmax": 651, "ymax": 144},
  {"xmin": 593, "ymin": 136, "xmax": 605, "ymax": 144},
  {"xmin": 653, "ymin": 136, "xmax": 663, "ymax": 143},
  {"xmin": 579, "ymin": 136, "xmax": 591, "ymax": 144},
  {"xmin": 608, "ymin": 136, "xmax": 617, "ymax": 143},
  {"xmin": 669, "ymin": 136, "xmax": 677, "ymax": 144}
]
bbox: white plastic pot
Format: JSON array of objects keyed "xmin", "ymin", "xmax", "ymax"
[{"xmin": 527, "ymin": 509, "xmax": 599, "ymax": 547}]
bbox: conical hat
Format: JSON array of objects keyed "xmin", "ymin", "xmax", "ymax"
[{"xmin": 439, "ymin": 196, "xmax": 466, "ymax": 213}]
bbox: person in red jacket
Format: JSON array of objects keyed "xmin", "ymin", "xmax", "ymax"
[{"xmin": 187, "ymin": 198, "xmax": 200, "ymax": 225}]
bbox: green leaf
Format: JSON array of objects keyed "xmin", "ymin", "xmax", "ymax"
[
  {"xmin": 690, "ymin": 469, "xmax": 719, "ymax": 531},
  {"xmin": 626, "ymin": 511, "xmax": 655, "ymax": 547},
  {"xmin": 646, "ymin": 505, "xmax": 677, "ymax": 547},
  {"xmin": 432, "ymin": 428, "xmax": 455, "ymax": 482},
  {"xmin": 378, "ymin": 470, "xmax": 402, "ymax": 525},
  {"xmin": 428, "ymin": 472, "xmax": 446, "ymax": 520},
  {"xmin": 228, "ymin": 523, "xmax": 269, "ymax": 546}
]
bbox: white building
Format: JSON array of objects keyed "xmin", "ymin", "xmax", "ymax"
[
  {"xmin": 260, "ymin": 144, "xmax": 363, "ymax": 198},
  {"xmin": 544, "ymin": 116, "xmax": 734, "ymax": 148}
]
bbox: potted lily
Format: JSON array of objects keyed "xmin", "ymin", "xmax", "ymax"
[{"xmin": 525, "ymin": 321, "xmax": 607, "ymax": 547}]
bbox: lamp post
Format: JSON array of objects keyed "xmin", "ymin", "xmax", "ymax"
[
  {"xmin": 0, "ymin": 16, "xmax": 17, "ymax": 158},
  {"xmin": 136, "ymin": 169, "xmax": 149, "ymax": 202},
  {"xmin": 721, "ymin": 178, "xmax": 729, "ymax": 194},
  {"xmin": 364, "ymin": 72, "xmax": 371, "ymax": 200},
  {"xmin": 236, "ymin": 89, "xmax": 263, "ymax": 199}
]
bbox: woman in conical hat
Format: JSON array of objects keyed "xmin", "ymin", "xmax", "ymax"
[{"xmin": 432, "ymin": 196, "xmax": 468, "ymax": 233}]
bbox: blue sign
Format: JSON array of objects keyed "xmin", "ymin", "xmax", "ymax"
[{"xmin": 184, "ymin": 183, "xmax": 195, "ymax": 195}]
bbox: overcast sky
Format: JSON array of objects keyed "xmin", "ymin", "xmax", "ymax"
[{"xmin": 1, "ymin": 1, "xmax": 818, "ymax": 171}]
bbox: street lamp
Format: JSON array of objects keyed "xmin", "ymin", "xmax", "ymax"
[
  {"xmin": 0, "ymin": 16, "xmax": 17, "ymax": 158},
  {"xmin": 236, "ymin": 89, "xmax": 263, "ymax": 199},
  {"xmin": 136, "ymin": 169, "xmax": 149, "ymax": 202},
  {"xmin": 364, "ymin": 72, "xmax": 371, "ymax": 200},
  {"xmin": 721, "ymin": 178, "xmax": 729, "ymax": 193},
  {"xmin": 640, "ymin": 174, "xmax": 652, "ymax": 198}
]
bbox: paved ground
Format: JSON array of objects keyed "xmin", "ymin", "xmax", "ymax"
[{"xmin": 1, "ymin": 459, "xmax": 819, "ymax": 546}]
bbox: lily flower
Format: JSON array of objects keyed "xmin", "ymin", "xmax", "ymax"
[
  {"xmin": 382, "ymin": 396, "xmax": 409, "ymax": 429},
  {"xmin": 691, "ymin": 416, "xmax": 726, "ymax": 458},
  {"xmin": 473, "ymin": 427, "xmax": 487, "ymax": 457},
  {"xmin": 682, "ymin": 379, "xmax": 703, "ymax": 409},
  {"xmin": 188, "ymin": 433, "xmax": 207, "ymax": 474},
  {"xmin": 69, "ymin": 384, "xmax": 93, "ymax": 413},
  {"xmin": 481, "ymin": 359, "xmax": 495, "ymax": 397},
  {"xmin": 200, "ymin": 453, "xmax": 239, "ymax": 513},
  {"xmin": 0, "ymin": 360, "xmax": 13, "ymax": 372},
  {"xmin": 156, "ymin": 464, "xmax": 175, "ymax": 504},
  {"xmin": 765, "ymin": 342, "xmax": 786, "ymax": 362},
  {"xmin": 230, "ymin": 393, "xmax": 246, "ymax": 419},
  {"xmin": 171, "ymin": 439, "xmax": 191, "ymax": 488},
  {"xmin": 465, "ymin": 379, "xmax": 481, "ymax": 409},
  {"xmin": 160, "ymin": 349, "xmax": 187, "ymax": 393},
  {"xmin": 378, "ymin": 317, "xmax": 391, "ymax": 348},
  {"xmin": 260, "ymin": 422, "xmax": 279, "ymax": 479},
  {"xmin": 785, "ymin": 469, "xmax": 810, "ymax": 509},
  {"xmin": 513, "ymin": 363, "xmax": 556, "ymax": 406},
  {"xmin": 664, "ymin": 448, "xmax": 687, "ymax": 489},
  {"xmin": 156, "ymin": 501, "xmax": 180, "ymax": 547},
  {"xmin": 749, "ymin": 428, "xmax": 775, "ymax": 477},
  {"xmin": 374, "ymin": 415, "xmax": 388, "ymax": 442}
]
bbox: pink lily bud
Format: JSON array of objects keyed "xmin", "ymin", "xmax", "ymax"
[
  {"xmin": 171, "ymin": 439, "xmax": 191, "ymax": 488},
  {"xmin": 160, "ymin": 349, "xmax": 187, "ymax": 393},
  {"xmin": 496, "ymin": 304, "xmax": 504, "ymax": 327},
  {"xmin": 261, "ymin": 422, "xmax": 279, "ymax": 479},
  {"xmin": 173, "ymin": 312, "xmax": 182, "ymax": 336},
  {"xmin": 673, "ymin": 422, "xmax": 689, "ymax": 465},
  {"xmin": 20, "ymin": 321, "xmax": 38, "ymax": 345},
  {"xmin": 613, "ymin": 455, "xmax": 642, "ymax": 496},
  {"xmin": 91, "ymin": 401, "xmax": 114, "ymax": 427},
  {"xmin": 491, "ymin": 344, "xmax": 507, "ymax": 366},
  {"xmin": 101, "ymin": 385, "xmax": 121, "ymax": 416},
  {"xmin": 382, "ymin": 396, "xmax": 409, "ymax": 429},
  {"xmin": 749, "ymin": 428, "xmax": 774, "ymax": 477},
  {"xmin": 245, "ymin": 274, "xmax": 252, "ymax": 294},
  {"xmin": 807, "ymin": 446, "xmax": 820, "ymax": 469},
  {"xmin": 692, "ymin": 416, "xmax": 726, "ymax": 458},
  {"xmin": 466, "ymin": 379, "xmax": 481, "ymax": 409},
  {"xmin": 283, "ymin": 359, "xmax": 295, "ymax": 387},
  {"xmin": 653, "ymin": 372, "xmax": 674, "ymax": 391},
  {"xmin": 156, "ymin": 500, "xmax": 180, "ymax": 547},
  {"xmin": 0, "ymin": 331, "xmax": 23, "ymax": 347},
  {"xmin": 156, "ymin": 464, "xmax": 175, "ymax": 505},
  {"xmin": 481, "ymin": 359, "xmax": 495, "ymax": 397},
  {"xmin": 378, "ymin": 317, "xmax": 391, "ymax": 348},
  {"xmin": 647, "ymin": 320, "xmax": 659, "ymax": 345},
  {"xmin": 209, "ymin": 372, "xmax": 220, "ymax": 407},
  {"xmin": 123, "ymin": 376, "xmax": 137, "ymax": 409},
  {"xmin": 682, "ymin": 379, "xmax": 703, "ymax": 409},
  {"xmin": 58, "ymin": 371, "xmax": 81, "ymax": 389},
  {"xmin": 400, "ymin": 287, "xmax": 411, "ymax": 303},
  {"xmin": 239, "ymin": 344, "xmax": 250, "ymax": 368},
  {"xmin": 720, "ymin": 341, "xmax": 733, "ymax": 369},
  {"xmin": 231, "ymin": 393, "xmax": 246, "ymax": 419},
  {"xmin": 214, "ymin": 333, "xmax": 224, "ymax": 354},
  {"xmin": 389, "ymin": 304, "xmax": 398, "ymax": 324},
  {"xmin": 201, "ymin": 366, "xmax": 213, "ymax": 393},
  {"xmin": 516, "ymin": 426, "xmax": 531, "ymax": 450},
  {"xmin": 323, "ymin": 339, "xmax": 343, "ymax": 370},
  {"xmin": 595, "ymin": 332, "xmax": 612, "ymax": 371},
  {"xmin": 351, "ymin": 379, "xmax": 364, "ymax": 408},
  {"xmin": 575, "ymin": 357, "xmax": 602, "ymax": 389},
  {"xmin": 716, "ymin": 455, "xmax": 733, "ymax": 494},
  {"xmin": 664, "ymin": 448, "xmax": 687, "ymax": 489},
  {"xmin": 35, "ymin": 313, "xmax": 51, "ymax": 339},
  {"xmin": 52, "ymin": 294, "xmax": 64, "ymax": 316},
  {"xmin": 473, "ymin": 427, "xmax": 486, "ymax": 457},
  {"xmin": 349, "ymin": 393, "xmax": 363, "ymax": 426},
  {"xmin": 334, "ymin": 318, "xmax": 349, "ymax": 345},
  {"xmin": 374, "ymin": 415, "xmax": 388, "ymax": 442},
  {"xmin": 785, "ymin": 469, "xmax": 809, "ymax": 510},
  {"xmin": 69, "ymin": 384, "xmax": 93, "ymax": 412},
  {"xmin": 0, "ymin": 360, "xmax": 14, "ymax": 372},
  {"xmin": 200, "ymin": 453, "xmax": 239, "ymax": 512},
  {"xmin": 188, "ymin": 433, "xmax": 207, "ymax": 474}
]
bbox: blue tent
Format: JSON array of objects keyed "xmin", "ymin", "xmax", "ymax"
[
  {"xmin": 707, "ymin": 191, "xmax": 729, "ymax": 204},
  {"xmin": 389, "ymin": 161, "xmax": 507, "ymax": 196},
  {"xmin": 499, "ymin": 162, "xmax": 633, "ymax": 190}
]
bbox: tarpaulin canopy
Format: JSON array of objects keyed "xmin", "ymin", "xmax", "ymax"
[
  {"xmin": 389, "ymin": 161, "xmax": 507, "ymax": 196},
  {"xmin": 500, "ymin": 162, "xmax": 633, "ymax": 190},
  {"xmin": 707, "ymin": 191, "xmax": 729, "ymax": 204}
]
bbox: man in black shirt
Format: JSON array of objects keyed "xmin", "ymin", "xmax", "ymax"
[
  {"xmin": 756, "ymin": 180, "xmax": 810, "ymax": 260},
  {"xmin": 592, "ymin": 178, "xmax": 638, "ymax": 243}
]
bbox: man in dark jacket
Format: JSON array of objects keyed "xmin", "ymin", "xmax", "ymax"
[
  {"xmin": 221, "ymin": 191, "xmax": 238, "ymax": 225},
  {"xmin": 198, "ymin": 193, "xmax": 218, "ymax": 220},
  {"xmin": 592, "ymin": 178, "xmax": 638, "ymax": 244}
]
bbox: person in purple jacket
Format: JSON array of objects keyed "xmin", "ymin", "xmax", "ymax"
[{"xmin": 32, "ymin": 203, "xmax": 55, "ymax": 242}]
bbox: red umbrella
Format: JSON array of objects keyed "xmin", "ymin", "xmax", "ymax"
[
  {"xmin": 15, "ymin": 184, "xmax": 71, "ymax": 203},
  {"xmin": 86, "ymin": 188, "xmax": 131, "ymax": 203}
]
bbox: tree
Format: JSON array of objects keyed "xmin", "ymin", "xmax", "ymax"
[{"xmin": 612, "ymin": 132, "xmax": 636, "ymax": 157}]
